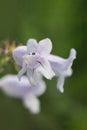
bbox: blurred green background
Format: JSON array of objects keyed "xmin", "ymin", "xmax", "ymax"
[{"xmin": 0, "ymin": 0, "xmax": 87, "ymax": 130}]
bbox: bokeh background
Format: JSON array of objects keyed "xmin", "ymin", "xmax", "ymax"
[{"xmin": 0, "ymin": 0, "xmax": 87, "ymax": 130}]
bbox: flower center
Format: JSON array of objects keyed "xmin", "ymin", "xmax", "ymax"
[{"xmin": 23, "ymin": 53, "xmax": 41, "ymax": 69}]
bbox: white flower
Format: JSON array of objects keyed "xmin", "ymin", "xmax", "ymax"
[
  {"xmin": 48, "ymin": 48, "xmax": 76, "ymax": 93},
  {"xmin": 0, "ymin": 75, "xmax": 46, "ymax": 114},
  {"xmin": 13, "ymin": 38, "xmax": 76, "ymax": 93},
  {"xmin": 13, "ymin": 38, "xmax": 55, "ymax": 85}
]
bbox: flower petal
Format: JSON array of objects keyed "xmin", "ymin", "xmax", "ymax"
[
  {"xmin": 57, "ymin": 76, "xmax": 65, "ymax": 93},
  {"xmin": 48, "ymin": 48, "xmax": 76, "ymax": 77},
  {"xmin": 27, "ymin": 39, "xmax": 38, "ymax": 53},
  {"xmin": 17, "ymin": 62, "xmax": 27, "ymax": 81},
  {"xmin": 37, "ymin": 58, "xmax": 55, "ymax": 79},
  {"xmin": 0, "ymin": 74, "xmax": 45, "ymax": 114},
  {"xmin": 64, "ymin": 48, "xmax": 76, "ymax": 70},
  {"xmin": 27, "ymin": 68, "xmax": 42, "ymax": 85},
  {"xmin": 29, "ymin": 76, "xmax": 46, "ymax": 96},
  {"xmin": 48, "ymin": 48, "xmax": 76, "ymax": 93},
  {"xmin": 0, "ymin": 74, "xmax": 46, "ymax": 98},
  {"xmin": 13, "ymin": 46, "xmax": 27, "ymax": 66},
  {"xmin": 0, "ymin": 75, "xmax": 31, "ymax": 98},
  {"xmin": 23, "ymin": 94, "xmax": 40, "ymax": 114},
  {"xmin": 38, "ymin": 38, "xmax": 52, "ymax": 56},
  {"xmin": 27, "ymin": 68, "xmax": 34, "ymax": 84}
]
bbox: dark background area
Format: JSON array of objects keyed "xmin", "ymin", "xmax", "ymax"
[{"xmin": 0, "ymin": 0, "xmax": 87, "ymax": 130}]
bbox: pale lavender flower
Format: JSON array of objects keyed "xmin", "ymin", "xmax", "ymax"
[
  {"xmin": 48, "ymin": 48, "xmax": 76, "ymax": 93},
  {"xmin": 13, "ymin": 38, "xmax": 76, "ymax": 93},
  {"xmin": 13, "ymin": 38, "xmax": 55, "ymax": 85},
  {"xmin": 0, "ymin": 75, "xmax": 46, "ymax": 114}
]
